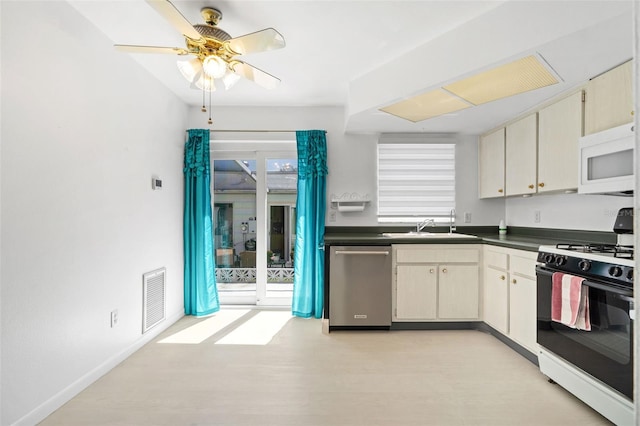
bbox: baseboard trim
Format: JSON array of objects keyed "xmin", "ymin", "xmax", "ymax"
[
  {"xmin": 475, "ymin": 322, "xmax": 539, "ymax": 366},
  {"xmin": 12, "ymin": 310, "xmax": 184, "ymax": 426},
  {"xmin": 391, "ymin": 321, "xmax": 479, "ymax": 330}
]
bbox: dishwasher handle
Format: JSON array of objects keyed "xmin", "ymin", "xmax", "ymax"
[{"xmin": 334, "ymin": 250, "xmax": 390, "ymax": 256}]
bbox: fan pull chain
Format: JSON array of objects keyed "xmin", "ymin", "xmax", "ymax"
[
  {"xmin": 201, "ymin": 80, "xmax": 206, "ymax": 113},
  {"xmin": 208, "ymin": 81, "xmax": 213, "ymax": 125}
]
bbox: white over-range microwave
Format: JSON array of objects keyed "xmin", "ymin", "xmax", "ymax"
[{"xmin": 578, "ymin": 123, "xmax": 635, "ymax": 196}]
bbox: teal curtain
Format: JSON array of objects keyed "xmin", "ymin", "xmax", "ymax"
[
  {"xmin": 183, "ymin": 129, "xmax": 220, "ymax": 316},
  {"xmin": 292, "ymin": 130, "xmax": 328, "ymax": 318}
]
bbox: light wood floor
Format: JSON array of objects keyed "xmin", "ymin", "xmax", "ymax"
[{"xmin": 40, "ymin": 309, "xmax": 611, "ymax": 426}]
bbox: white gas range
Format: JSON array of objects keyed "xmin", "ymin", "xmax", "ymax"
[{"xmin": 535, "ymin": 207, "xmax": 634, "ymax": 426}]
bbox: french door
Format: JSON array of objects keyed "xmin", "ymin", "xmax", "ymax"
[{"xmin": 211, "ymin": 143, "xmax": 297, "ymax": 306}]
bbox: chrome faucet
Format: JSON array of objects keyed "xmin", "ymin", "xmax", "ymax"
[
  {"xmin": 417, "ymin": 218, "xmax": 436, "ymax": 232},
  {"xmin": 450, "ymin": 209, "xmax": 456, "ymax": 233}
]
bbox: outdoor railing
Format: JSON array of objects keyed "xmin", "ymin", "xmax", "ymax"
[{"xmin": 215, "ymin": 267, "xmax": 294, "ymax": 283}]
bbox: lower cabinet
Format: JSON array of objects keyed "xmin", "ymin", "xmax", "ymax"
[
  {"xmin": 483, "ymin": 245, "xmax": 538, "ymax": 353},
  {"xmin": 393, "ymin": 245, "xmax": 480, "ymax": 322}
]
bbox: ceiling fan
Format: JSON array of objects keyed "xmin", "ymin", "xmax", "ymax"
[{"xmin": 115, "ymin": 0, "xmax": 285, "ymax": 95}]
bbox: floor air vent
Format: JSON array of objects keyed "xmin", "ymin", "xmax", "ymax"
[{"xmin": 143, "ymin": 268, "xmax": 166, "ymax": 333}]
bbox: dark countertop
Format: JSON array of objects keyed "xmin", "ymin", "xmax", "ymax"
[{"xmin": 324, "ymin": 226, "xmax": 617, "ymax": 253}]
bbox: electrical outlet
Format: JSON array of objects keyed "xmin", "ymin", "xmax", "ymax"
[
  {"xmin": 534, "ymin": 210, "xmax": 541, "ymax": 223},
  {"xmin": 110, "ymin": 310, "xmax": 119, "ymax": 328},
  {"xmin": 329, "ymin": 211, "xmax": 337, "ymax": 222},
  {"xmin": 464, "ymin": 212, "xmax": 472, "ymax": 223}
]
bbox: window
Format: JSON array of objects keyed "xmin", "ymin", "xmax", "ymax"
[{"xmin": 377, "ymin": 137, "xmax": 455, "ymax": 223}]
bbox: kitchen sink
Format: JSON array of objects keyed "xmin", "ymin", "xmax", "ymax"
[{"xmin": 381, "ymin": 232, "xmax": 478, "ymax": 239}]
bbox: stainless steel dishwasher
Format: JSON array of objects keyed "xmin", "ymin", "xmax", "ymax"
[{"xmin": 329, "ymin": 246, "xmax": 392, "ymax": 327}]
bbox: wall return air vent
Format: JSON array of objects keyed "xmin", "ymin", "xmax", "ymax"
[{"xmin": 142, "ymin": 268, "xmax": 166, "ymax": 333}]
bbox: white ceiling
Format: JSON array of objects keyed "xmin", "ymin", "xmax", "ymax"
[{"xmin": 68, "ymin": 0, "xmax": 633, "ymax": 135}]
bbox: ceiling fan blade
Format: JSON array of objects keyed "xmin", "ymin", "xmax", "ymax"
[
  {"xmin": 115, "ymin": 44, "xmax": 189, "ymax": 55},
  {"xmin": 230, "ymin": 61, "xmax": 281, "ymax": 89},
  {"xmin": 145, "ymin": 0, "xmax": 203, "ymax": 42},
  {"xmin": 226, "ymin": 28, "xmax": 285, "ymax": 55}
]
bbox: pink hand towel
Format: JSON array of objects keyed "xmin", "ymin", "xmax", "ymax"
[{"xmin": 551, "ymin": 272, "xmax": 591, "ymax": 331}]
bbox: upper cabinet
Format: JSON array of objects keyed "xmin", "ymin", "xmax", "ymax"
[
  {"xmin": 584, "ymin": 60, "xmax": 633, "ymax": 135},
  {"xmin": 505, "ymin": 113, "xmax": 537, "ymax": 196},
  {"xmin": 537, "ymin": 91, "xmax": 584, "ymax": 193},
  {"xmin": 479, "ymin": 60, "xmax": 632, "ymax": 199},
  {"xmin": 479, "ymin": 90, "xmax": 584, "ymax": 198},
  {"xmin": 478, "ymin": 128, "xmax": 505, "ymax": 199}
]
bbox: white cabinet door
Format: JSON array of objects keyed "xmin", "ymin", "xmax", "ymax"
[
  {"xmin": 479, "ymin": 128, "xmax": 505, "ymax": 199},
  {"xmin": 438, "ymin": 264, "xmax": 479, "ymax": 319},
  {"xmin": 508, "ymin": 274, "xmax": 537, "ymax": 353},
  {"xmin": 396, "ymin": 264, "xmax": 437, "ymax": 320},
  {"xmin": 505, "ymin": 113, "xmax": 537, "ymax": 196},
  {"xmin": 483, "ymin": 266, "xmax": 509, "ymax": 334},
  {"xmin": 538, "ymin": 91, "xmax": 583, "ymax": 193},
  {"xmin": 584, "ymin": 60, "xmax": 634, "ymax": 135}
]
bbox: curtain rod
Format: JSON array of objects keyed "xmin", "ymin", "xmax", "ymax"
[
  {"xmin": 184, "ymin": 130, "xmax": 327, "ymax": 134},
  {"xmin": 185, "ymin": 129, "xmax": 295, "ymax": 133}
]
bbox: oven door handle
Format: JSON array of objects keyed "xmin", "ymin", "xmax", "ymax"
[
  {"xmin": 582, "ymin": 279, "xmax": 633, "ymax": 298},
  {"xmin": 536, "ymin": 265, "xmax": 633, "ymax": 298}
]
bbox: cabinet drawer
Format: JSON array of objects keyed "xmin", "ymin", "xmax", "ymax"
[
  {"xmin": 395, "ymin": 246, "xmax": 479, "ymax": 263},
  {"xmin": 485, "ymin": 249, "xmax": 508, "ymax": 270},
  {"xmin": 510, "ymin": 254, "xmax": 537, "ymax": 279}
]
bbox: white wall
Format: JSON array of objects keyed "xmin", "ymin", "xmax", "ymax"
[
  {"xmin": 506, "ymin": 193, "xmax": 633, "ymax": 231},
  {"xmin": 1, "ymin": 2, "xmax": 187, "ymax": 425},
  {"xmin": 190, "ymin": 107, "xmax": 505, "ymax": 227}
]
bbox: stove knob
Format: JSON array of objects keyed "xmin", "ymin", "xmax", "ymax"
[
  {"xmin": 578, "ymin": 259, "xmax": 591, "ymax": 271},
  {"xmin": 555, "ymin": 256, "xmax": 567, "ymax": 266},
  {"xmin": 609, "ymin": 266, "xmax": 623, "ymax": 277},
  {"xmin": 627, "ymin": 269, "xmax": 634, "ymax": 282},
  {"xmin": 544, "ymin": 254, "xmax": 555, "ymax": 264}
]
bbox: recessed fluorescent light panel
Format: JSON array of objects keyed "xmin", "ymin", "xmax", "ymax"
[
  {"xmin": 379, "ymin": 89, "xmax": 472, "ymax": 122},
  {"xmin": 443, "ymin": 55, "xmax": 559, "ymax": 105}
]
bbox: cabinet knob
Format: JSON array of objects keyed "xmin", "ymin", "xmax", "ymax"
[
  {"xmin": 442, "ymin": 268, "xmax": 447, "ymax": 273},
  {"xmin": 512, "ymin": 279, "xmax": 517, "ymax": 284},
  {"xmin": 500, "ymin": 275, "xmax": 506, "ymax": 280},
  {"xmin": 538, "ymin": 182, "xmax": 545, "ymax": 188},
  {"xmin": 498, "ymin": 189, "xmax": 504, "ymax": 193},
  {"xmin": 528, "ymin": 184, "xmax": 534, "ymax": 189},
  {"xmin": 429, "ymin": 268, "xmax": 435, "ymax": 274}
]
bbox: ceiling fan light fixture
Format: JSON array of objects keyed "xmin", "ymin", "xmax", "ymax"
[
  {"xmin": 177, "ymin": 58, "xmax": 202, "ymax": 83},
  {"xmin": 222, "ymin": 71, "xmax": 241, "ymax": 90},
  {"xmin": 203, "ymin": 55, "xmax": 227, "ymax": 78},
  {"xmin": 195, "ymin": 75, "xmax": 216, "ymax": 92}
]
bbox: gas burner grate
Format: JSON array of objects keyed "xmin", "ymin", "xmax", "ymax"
[{"xmin": 555, "ymin": 243, "xmax": 634, "ymax": 259}]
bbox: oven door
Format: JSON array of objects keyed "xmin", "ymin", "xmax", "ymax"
[{"xmin": 536, "ymin": 265, "xmax": 633, "ymax": 400}]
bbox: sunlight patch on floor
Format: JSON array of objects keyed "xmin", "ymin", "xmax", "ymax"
[
  {"xmin": 158, "ymin": 309, "xmax": 250, "ymax": 344},
  {"xmin": 214, "ymin": 311, "xmax": 292, "ymax": 345}
]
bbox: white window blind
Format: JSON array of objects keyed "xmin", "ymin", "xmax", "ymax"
[{"xmin": 377, "ymin": 141, "xmax": 455, "ymax": 223}]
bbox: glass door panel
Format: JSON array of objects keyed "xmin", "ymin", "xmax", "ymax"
[
  {"xmin": 263, "ymin": 157, "xmax": 297, "ymax": 304},
  {"xmin": 211, "ymin": 147, "xmax": 297, "ymax": 307},
  {"xmin": 212, "ymin": 159, "xmax": 258, "ymax": 305}
]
